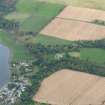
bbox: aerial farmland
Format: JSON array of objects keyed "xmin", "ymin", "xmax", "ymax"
[
  {"xmin": 0, "ymin": 0, "xmax": 105, "ymax": 105},
  {"xmin": 34, "ymin": 69, "xmax": 105, "ymax": 105},
  {"xmin": 57, "ymin": 6, "xmax": 105, "ymax": 22},
  {"xmin": 41, "ymin": 6, "xmax": 105, "ymax": 41}
]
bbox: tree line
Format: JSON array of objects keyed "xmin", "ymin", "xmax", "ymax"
[{"xmin": 0, "ymin": 17, "xmax": 19, "ymax": 30}]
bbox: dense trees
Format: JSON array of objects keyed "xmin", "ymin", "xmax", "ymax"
[
  {"xmin": 27, "ymin": 39, "xmax": 105, "ymax": 55},
  {"xmin": 0, "ymin": 17, "xmax": 19, "ymax": 30},
  {"xmin": 0, "ymin": 0, "xmax": 16, "ymax": 14},
  {"xmin": 76, "ymin": 39, "xmax": 105, "ymax": 48}
]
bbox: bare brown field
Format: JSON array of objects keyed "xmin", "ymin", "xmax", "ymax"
[
  {"xmin": 39, "ymin": 0, "xmax": 105, "ymax": 11},
  {"xmin": 34, "ymin": 69, "xmax": 105, "ymax": 105},
  {"xmin": 41, "ymin": 18, "xmax": 105, "ymax": 41},
  {"xmin": 57, "ymin": 6, "xmax": 105, "ymax": 22}
]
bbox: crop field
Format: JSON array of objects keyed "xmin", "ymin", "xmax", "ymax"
[
  {"xmin": 41, "ymin": 18, "xmax": 105, "ymax": 41},
  {"xmin": 39, "ymin": 0, "xmax": 105, "ymax": 11},
  {"xmin": 14, "ymin": 0, "xmax": 64, "ymax": 32},
  {"xmin": 34, "ymin": 69, "xmax": 105, "ymax": 105},
  {"xmin": 4, "ymin": 0, "xmax": 66, "ymax": 50},
  {"xmin": 57, "ymin": 6, "xmax": 105, "ymax": 22},
  {"xmin": 41, "ymin": 6, "xmax": 105, "ymax": 41},
  {"xmin": 4, "ymin": 0, "xmax": 64, "ymax": 32},
  {"xmin": 80, "ymin": 48, "xmax": 105, "ymax": 64}
]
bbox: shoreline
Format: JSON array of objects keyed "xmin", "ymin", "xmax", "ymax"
[
  {"xmin": 0, "ymin": 43, "xmax": 11, "ymax": 90},
  {"xmin": 0, "ymin": 44, "xmax": 11, "ymax": 89}
]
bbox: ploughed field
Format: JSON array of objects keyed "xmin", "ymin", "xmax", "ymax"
[
  {"xmin": 57, "ymin": 6, "xmax": 105, "ymax": 22},
  {"xmin": 34, "ymin": 69, "xmax": 105, "ymax": 105},
  {"xmin": 41, "ymin": 6, "xmax": 105, "ymax": 41},
  {"xmin": 39, "ymin": 0, "xmax": 105, "ymax": 11}
]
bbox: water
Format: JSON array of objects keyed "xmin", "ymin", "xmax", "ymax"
[{"xmin": 0, "ymin": 44, "xmax": 10, "ymax": 88}]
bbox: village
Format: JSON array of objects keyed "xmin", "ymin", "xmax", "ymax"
[{"xmin": 0, "ymin": 62, "xmax": 32, "ymax": 105}]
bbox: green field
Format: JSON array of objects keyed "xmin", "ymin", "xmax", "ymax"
[
  {"xmin": 18, "ymin": 34, "xmax": 72, "ymax": 45},
  {"xmin": 5, "ymin": 0, "xmax": 64, "ymax": 32},
  {"xmin": 0, "ymin": 31, "xmax": 32, "ymax": 61},
  {"xmin": 15, "ymin": 0, "xmax": 64, "ymax": 32},
  {"xmin": 80, "ymin": 48, "xmax": 105, "ymax": 64},
  {"xmin": 39, "ymin": 0, "xmax": 105, "ymax": 10},
  {"xmin": 34, "ymin": 34, "xmax": 72, "ymax": 45}
]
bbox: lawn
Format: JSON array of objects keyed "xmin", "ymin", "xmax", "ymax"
[
  {"xmin": 0, "ymin": 30, "xmax": 32, "ymax": 61},
  {"xmin": 39, "ymin": 0, "xmax": 105, "ymax": 11},
  {"xmin": 15, "ymin": 0, "xmax": 64, "ymax": 32},
  {"xmin": 80, "ymin": 48, "xmax": 105, "ymax": 64}
]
